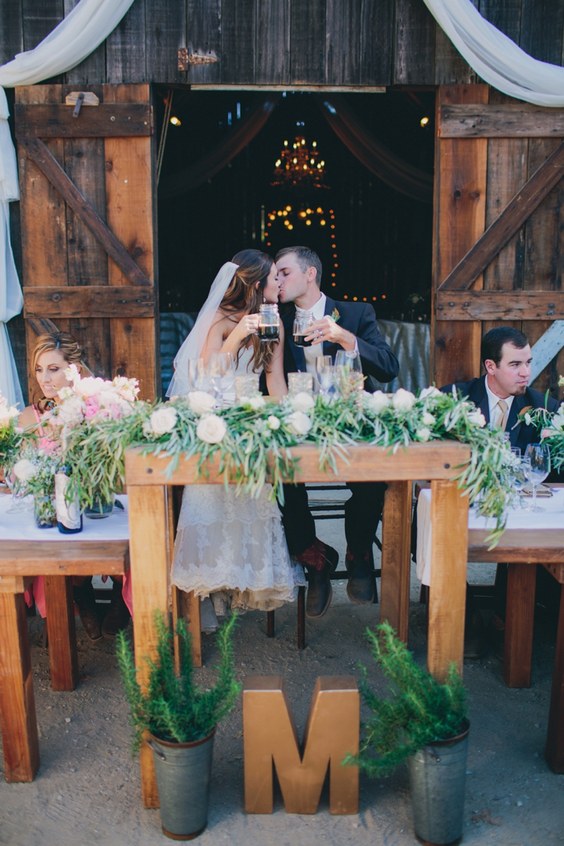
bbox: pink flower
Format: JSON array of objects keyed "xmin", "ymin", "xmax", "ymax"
[{"xmin": 84, "ymin": 397, "xmax": 100, "ymax": 419}]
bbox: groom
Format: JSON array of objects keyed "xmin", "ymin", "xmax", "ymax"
[{"xmin": 275, "ymin": 246, "xmax": 399, "ymax": 618}]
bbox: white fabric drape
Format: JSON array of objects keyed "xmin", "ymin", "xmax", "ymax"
[
  {"xmin": 0, "ymin": 0, "xmax": 136, "ymax": 407},
  {"xmin": 423, "ymin": 0, "xmax": 564, "ymax": 107}
]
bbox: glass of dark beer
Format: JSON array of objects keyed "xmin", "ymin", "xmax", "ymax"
[
  {"xmin": 293, "ymin": 314, "xmax": 314, "ymax": 347},
  {"xmin": 258, "ymin": 304, "xmax": 280, "ymax": 342}
]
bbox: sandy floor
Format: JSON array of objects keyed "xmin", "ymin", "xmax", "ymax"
[{"xmin": 1, "ymin": 525, "xmax": 563, "ymax": 846}]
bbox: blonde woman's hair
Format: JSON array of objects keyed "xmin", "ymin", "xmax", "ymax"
[{"xmin": 31, "ymin": 331, "xmax": 91, "ymax": 409}]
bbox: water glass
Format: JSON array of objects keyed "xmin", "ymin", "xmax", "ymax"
[
  {"xmin": 288, "ymin": 371, "xmax": 314, "ymax": 396},
  {"xmin": 235, "ymin": 373, "xmax": 260, "ymax": 401},
  {"xmin": 187, "ymin": 358, "xmax": 210, "ymax": 393},
  {"xmin": 523, "ymin": 443, "xmax": 550, "ymax": 512},
  {"xmin": 315, "ymin": 356, "xmax": 338, "ymax": 399},
  {"xmin": 334, "ymin": 350, "xmax": 364, "ymax": 396},
  {"xmin": 208, "ymin": 352, "xmax": 235, "ymax": 406}
]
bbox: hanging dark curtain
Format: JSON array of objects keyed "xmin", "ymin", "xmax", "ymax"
[
  {"xmin": 317, "ymin": 96, "xmax": 433, "ymax": 204},
  {"xmin": 159, "ymin": 96, "xmax": 280, "ymax": 199}
]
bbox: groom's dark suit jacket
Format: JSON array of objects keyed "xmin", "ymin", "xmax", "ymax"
[
  {"xmin": 281, "ymin": 296, "xmax": 399, "ymax": 390},
  {"xmin": 442, "ymin": 375, "xmax": 559, "ymax": 452}
]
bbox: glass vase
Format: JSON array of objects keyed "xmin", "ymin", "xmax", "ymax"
[{"xmin": 34, "ymin": 493, "xmax": 56, "ymax": 528}]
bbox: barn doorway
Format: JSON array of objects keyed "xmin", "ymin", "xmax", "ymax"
[{"xmin": 156, "ymin": 88, "xmax": 434, "ymax": 394}]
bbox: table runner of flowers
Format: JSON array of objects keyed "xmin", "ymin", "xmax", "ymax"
[{"xmin": 2, "ymin": 369, "xmax": 563, "ymax": 548}]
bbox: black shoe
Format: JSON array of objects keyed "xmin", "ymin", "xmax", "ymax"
[
  {"xmin": 299, "ymin": 541, "xmax": 338, "ymax": 619},
  {"xmin": 102, "ymin": 582, "xmax": 131, "ymax": 638},
  {"xmin": 73, "ymin": 581, "xmax": 102, "ymax": 642},
  {"xmin": 464, "ymin": 610, "xmax": 487, "ymax": 659},
  {"xmin": 345, "ymin": 549, "xmax": 375, "ymax": 605}
]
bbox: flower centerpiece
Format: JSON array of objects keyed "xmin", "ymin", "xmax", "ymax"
[
  {"xmin": 0, "ymin": 391, "xmax": 22, "ymax": 478},
  {"xmin": 73, "ymin": 382, "xmax": 515, "ymax": 546},
  {"xmin": 12, "ymin": 448, "xmax": 62, "ymax": 526},
  {"xmin": 46, "ymin": 365, "xmax": 140, "ymax": 511},
  {"xmin": 521, "ymin": 376, "xmax": 564, "ymax": 472}
]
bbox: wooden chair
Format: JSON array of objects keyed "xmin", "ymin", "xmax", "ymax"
[{"xmin": 266, "ymin": 484, "xmax": 383, "ymax": 649}]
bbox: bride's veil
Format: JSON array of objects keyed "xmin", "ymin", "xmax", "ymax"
[{"xmin": 166, "ymin": 261, "xmax": 239, "ymax": 397}]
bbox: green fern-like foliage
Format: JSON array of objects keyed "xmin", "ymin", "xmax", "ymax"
[
  {"xmin": 347, "ymin": 621, "xmax": 467, "ymax": 776},
  {"xmin": 116, "ymin": 612, "xmax": 241, "ymax": 750}
]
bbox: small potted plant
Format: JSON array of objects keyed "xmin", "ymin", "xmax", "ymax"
[
  {"xmin": 116, "ymin": 612, "xmax": 241, "ymax": 840},
  {"xmin": 348, "ymin": 622, "xmax": 469, "ymax": 846}
]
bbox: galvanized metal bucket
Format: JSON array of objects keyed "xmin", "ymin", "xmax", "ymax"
[
  {"xmin": 148, "ymin": 729, "xmax": 215, "ymax": 840},
  {"xmin": 408, "ymin": 721, "xmax": 469, "ymax": 845}
]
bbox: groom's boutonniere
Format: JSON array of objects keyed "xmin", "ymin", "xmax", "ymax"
[
  {"xmin": 329, "ymin": 307, "xmax": 340, "ymax": 323},
  {"xmin": 518, "ymin": 406, "xmax": 533, "ymax": 426}
]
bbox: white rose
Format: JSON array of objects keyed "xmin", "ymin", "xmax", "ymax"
[
  {"xmin": 248, "ymin": 395, "xmax": 266, "ymax": 411},
  {"xmin": 0, "ymin": 399, "xmax": 18, "ymax": 428},
  {"xmin": 419, "ymin": 386, "xmax": 442, "ymax": 400},
  {"xmin": 467, "ymin": 410, "xmax": 486, "ymax": 428},
  {"xmin": 267, "ymin": 415, "xmax": 281, "ymax": 430},
  {"xmin": 197, "ymin": 414, "xmax": 226, "ymax": 444},
  {"xmin": 55, "ymin": 396, "xmax": 85, "ymax": 427},
  {"xmin": 147, "ymin": 406, "xmax": 177, "ymax": 436},
  {"xmin": 187, "ymin": 391, "xmax": 216, "ymax": 415},
  {"xmin": 392, "ymin": 388, "xmax": 416, "ymax": 412},
  {"xmin": 286, "ymin": 411, "xmax": 312, "ymax": 436},
  {"xmin": 73, "ymin": 375, "xmax": 106, "ymax": 398},
  {"xmin": 422, "ymin": 412, "xmax": 435, "ymax": 426},
  {"xmin": 290, "ymin": 392, "xmax": 315, "ymax": 413},
  {"xmin": 366, "ymin": 391, "xmax": 390, "ymax": 414},
  {"xmin": 416, "ymin": 427, "xmax": 431, "ymax": 442},
  {"xmin": 13, "ymin": 458, "xmax": 36, "ymax": 481}
]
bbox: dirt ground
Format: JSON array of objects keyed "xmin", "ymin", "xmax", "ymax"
[{"xmin": 1, "ymin": 521, "xmax": 564, "ymax": 846}]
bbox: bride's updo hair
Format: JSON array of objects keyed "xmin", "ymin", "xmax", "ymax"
[{"xmin": 219, "ymin": 249, "xmax": 277, "ymax": 371}]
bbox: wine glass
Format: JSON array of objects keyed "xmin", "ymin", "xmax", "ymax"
[
  {"xmin": 523, "ymin": 443, "xmax": 550, "ymax": 512},
  {"xmin": 208, "ymin": 352, "xmax": 235, "ymax": 406},
  {"xmin": 334, "ymin": 350, "xmax": 363, "ymax": 395},
  {"xmin": 187, "ymin": 358, "xmax": 209, "ymax": 393}
]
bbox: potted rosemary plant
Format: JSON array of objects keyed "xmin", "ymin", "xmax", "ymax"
[
  {"xmin": 116, "ymin": 612, "xmax": 241, "ymax": 840},
  {"xmin": 349, "ymin": 622, "xmax": 469, "ymax": 845}
]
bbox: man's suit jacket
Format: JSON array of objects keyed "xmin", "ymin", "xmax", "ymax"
[
  {"xmin": 281, "ymin": 297, "xmax": 399, "ymax": 392},
  {"xmin": 442, "ymin": 375, "xmax": 559, "ymax": 452}
]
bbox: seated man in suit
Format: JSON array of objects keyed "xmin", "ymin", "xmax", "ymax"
[
  {"xmin": 442, "ymin": 325, "xmax": 560, "ymax": 655},
  {"xmin": 275, "ymin": 246, "xmax": 399, "ymax": 619}
]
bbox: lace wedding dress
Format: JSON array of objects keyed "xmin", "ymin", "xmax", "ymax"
[{"xmin": 171, "ymin": 348, "xmax": 305, "ymax": 612}]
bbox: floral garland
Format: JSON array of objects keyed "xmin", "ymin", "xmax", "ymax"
[{"xmin": 61, "ymin": 384, "xmax": 516, "ymax": 547}]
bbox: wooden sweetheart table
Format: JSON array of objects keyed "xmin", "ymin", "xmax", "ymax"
[
  {"xmin": 0, "ymin": 493, "xmax": 129, "ymax": 782},
  {"xmin": 125, "ymin": 441, "xmax": 472, "ymax": 807}
]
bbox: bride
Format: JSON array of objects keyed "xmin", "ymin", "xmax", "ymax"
[{"xmin": 168, "ymin": 249, "xmax": 304, "ymax": 613}]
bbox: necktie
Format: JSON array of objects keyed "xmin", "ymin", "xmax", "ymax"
[{"xmin": 494, "ymin": 399, "xmax": 509, "ymax": 431}]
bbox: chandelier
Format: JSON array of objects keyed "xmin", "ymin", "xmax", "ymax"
[{"xmin": 270, "ymin": 135, "xmax": 328, "ymax": 189}]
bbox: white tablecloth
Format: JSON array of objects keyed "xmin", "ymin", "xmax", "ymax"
[
  {"xmin": 0, "ymin": 493, "xmax": 129, "ymax": 541},
  {"xmin": 416, "ymin": 487, "xmax": 564, "ymax": 586}
]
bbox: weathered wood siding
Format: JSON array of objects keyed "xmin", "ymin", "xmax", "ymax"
[{"xmin": 0, "ymin": 0, "xmax": 562, "ymax": 88}]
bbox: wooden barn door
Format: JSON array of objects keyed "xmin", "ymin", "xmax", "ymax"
[
  {"xmin": 15, "ymin": 84, "xmax": 158, "ymax": 400},
  {"xmin": 432, "ymin": 84, "xmax": 564, "ymax": 392}
]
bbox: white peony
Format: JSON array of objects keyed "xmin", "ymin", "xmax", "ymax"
[
  {"xmin": 392, "ymin": 388, "xmax": 416, "ymax": 412},
  {"xmin": 187, "ymin": 391, "xmax": 216, "ymax": 415},
  {"xmin": 467, "ymin": 410, "xmax": 486, "ymax": 428},
  {"xmin": 267, "ymin": 415, "xmax": 281, "ymax": 430},
  {"xmin": 416, "ymin": 427, "xmax": 431, "ymax": 442},
  {"xmin": 290, "ymin": 392, "xmax": 315, "ymax": 413},
  {"xmin": 286, "ymin": 410, "xmax": 312, "ymax": 436},
  {"xmin": 146, "ymin": 406, "xmax": 178, "ymax": 436},
  {"xmin": 197, "ymin": 414, "xmax": 226, "ymax": 444},
  {"xmin": 366, "ymin": 391, "xmax": 390, "ymax": 414},
  {"xmin": 13, "ymin": 457, "xmax": 36, "ymax": 481}
]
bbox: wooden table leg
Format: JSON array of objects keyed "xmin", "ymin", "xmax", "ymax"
[
  {"xmin": 545, "ymin": 583, "xmax": 564, "ymax": 772},
  {"xmin": 427, "ymin": 480, "xmax": 468, "ymax": 680},
  {"xmin": 128, "ymin": 484, "xmax": 170, "ymax": 809},
  {"xmin": 44, "ymin": 575, "xmax": 79, "ymax": 691},
  {"xmin": 380, "ymin": 481, "xmax": 412, "ymax": 643},
  {"xmin": 0, "ymin": 588, "xmax": 40, "ymax": 782},
  {"xmin": 504, "ymin": 563, "xmax": 536, "ymax": 688}
]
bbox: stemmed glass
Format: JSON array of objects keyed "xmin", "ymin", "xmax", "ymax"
[
  {"xmin": 208, "ymin": 352, "xmax": 235, "ymax": 407},
  {"xmin": 334, "ymin": 350, "xmax": 363, "ymax": 395},
  {"xmin": 187, "ymin": 358, "xmax": 209, "ymax": 393},
  {"xmin": 523, "ymin": 443, "xmax": 551, "ymax": 512}
]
